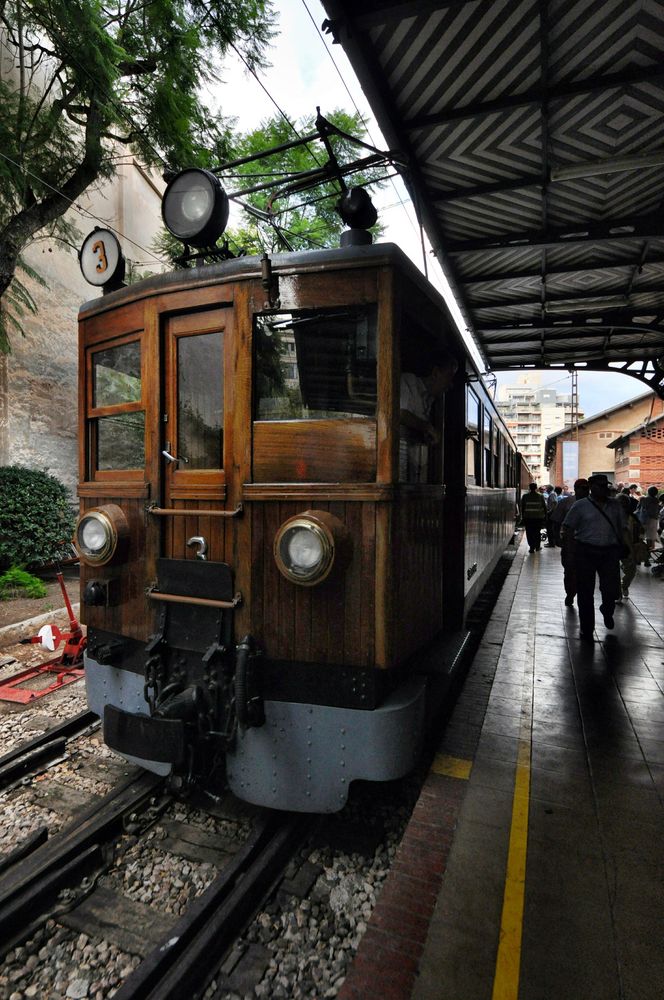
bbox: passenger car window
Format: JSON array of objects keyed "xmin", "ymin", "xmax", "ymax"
[
  {"xmin": 89, "ymin": 337, "xmax": 144, "ymax": 474},
  {"xmin": 97, "ymin": 412, "xmax": 145, "ymax": 470},
  {"xmin": 93, "ymin": 341, "xmax": 141, "ymax": 408}
]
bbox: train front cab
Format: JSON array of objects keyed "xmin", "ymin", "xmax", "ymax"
[{"xmin": 77, "ymin": 244, "xmax": 516, "ymax": 813}]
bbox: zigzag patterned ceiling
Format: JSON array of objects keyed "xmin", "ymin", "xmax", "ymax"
[{"xmin": 321, "ymin": 0, "xmax": 664, "ymax": 395}]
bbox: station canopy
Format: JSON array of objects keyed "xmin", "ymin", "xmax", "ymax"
[{"xmin": 320, "ymin": 0, "xmax": 664, "ymax": 397}]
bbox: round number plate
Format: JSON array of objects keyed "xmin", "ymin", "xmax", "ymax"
[{"xmin": 79, "ymin": 228, "xmax": 124, "ymax": 287}]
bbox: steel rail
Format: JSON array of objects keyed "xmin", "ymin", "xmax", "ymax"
[
  {"xmin": 0, "ymin": 709, "xmax": 99, "ymax": 794},
  {"xmin": 112, "ymin": 812, "xmax": 311, "ymax": 1000},
  {"xmin": 0, "ymin": 770, "xmax": 164, "ymax": 958}
]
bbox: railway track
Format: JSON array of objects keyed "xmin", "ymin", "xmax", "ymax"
[
  {"xmin": 0, "ymin": 769, "xmax": 166, "ymax": 959},
  {"xmin": 112, "ymin": 812, "xmax": 311, "ymax": 1000},
  {"xmin": 0, "ymin": 709, "xmax": 98, "ymax": 795},
  {"xmin": 0, "ymin": 766, "xmax": 310, "ymax": 999}
]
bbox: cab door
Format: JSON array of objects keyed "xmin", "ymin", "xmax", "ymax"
[{"xmin": 161, "ymin": 308, "xmax": 232, "ymax": 562}]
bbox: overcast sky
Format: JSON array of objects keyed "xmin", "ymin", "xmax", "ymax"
[{"xmin": 215, "ymin": 0, "xmax": 647, "ymax": 419}]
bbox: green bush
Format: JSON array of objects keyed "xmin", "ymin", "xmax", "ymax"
[
  {"xmin": 0, "ymin": 566, "xmax": 47, "ymax": 600},
  {"xmin": 0, "ymin": 466, "xmax": 75, "ymax": 571}
]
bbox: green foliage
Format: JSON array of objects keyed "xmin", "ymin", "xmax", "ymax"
[
  {"xmin": 0, "ymin": 0, "xmax": 276, "ymax": 348},
  {"xmin": 222, "ymin": 110, "xmax": 386, "ymax": 255},
  {"xmin": 0, "ymin": 566, "xmax": 47, "ymax": 600},
  {"xmin": 0, "ymin": 256, "xmax": 49, "ymax": 353},
  {"xmin": 0, "ymin": 466, "xmax": 75, "ymax": 571}
]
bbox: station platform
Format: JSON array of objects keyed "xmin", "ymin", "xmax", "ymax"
[{"xmin": 340, "ymin": 533, "xmax": 664, "ymax": 1000}]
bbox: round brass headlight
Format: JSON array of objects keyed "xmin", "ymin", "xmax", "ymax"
[
  {"xmin": 274, "ymin": 510, "xmax": 351, "ymax": 586},
  {"xmin": 74, "ymin": 504, "xmax": 129, "ymax": 566}
]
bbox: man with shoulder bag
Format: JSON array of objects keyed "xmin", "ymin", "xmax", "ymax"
[{"xmin": 561, "ymin": 474, "xmax": 626, "ymax": 642}]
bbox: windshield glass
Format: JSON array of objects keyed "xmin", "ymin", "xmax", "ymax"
[{"xmin": 254, "ymin": 306, "xmax": 377, "ymax": 420}]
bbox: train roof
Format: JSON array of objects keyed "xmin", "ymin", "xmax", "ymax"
[
  {"xmin": 79, "ymin": 241, "xmax": 448, "ymax": 323},
  {"xmin": 79, "ymin": 239, "xmax": 514, "ymax": 425}
]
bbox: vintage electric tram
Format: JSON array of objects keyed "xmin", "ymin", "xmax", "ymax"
[{"xmin": 75, "ymin": 164, "xmax": 520, "ymax": 812}]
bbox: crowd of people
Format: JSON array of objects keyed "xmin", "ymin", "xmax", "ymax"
[{"xmin": 518, "ymin": 478, "xmax": 663, "ymax": 642}]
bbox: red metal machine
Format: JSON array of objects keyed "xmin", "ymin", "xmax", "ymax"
[{"xmin": 0, "ymin": 569, "xmax": 86, "ymax": 704}]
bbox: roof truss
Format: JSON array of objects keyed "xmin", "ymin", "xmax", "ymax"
[{"xmin": 321, "ymin": 0, "xmax": 664, "ymax": 397}]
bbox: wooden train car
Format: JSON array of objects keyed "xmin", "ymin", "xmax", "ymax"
[{"xmin": 76, "ymin": 236, "xmax": 519, "ymax": 812}]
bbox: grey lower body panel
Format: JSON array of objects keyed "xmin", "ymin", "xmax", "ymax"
[
  {"xmin": 226, "ymin": 677, "xmax": 427, "ymax": 813},
  {"xmin": 86, "ymin": 651, "xmax": 427, "ymax": 812},
  {"xmin": 85, "ymin": 653, "xmax": 172, "ymax": 777}
]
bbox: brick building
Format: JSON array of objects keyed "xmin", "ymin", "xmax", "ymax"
[
  {"xmin": 608, "ymin": 413, "xmax": 664, "ymax": 486},
  {"xmin": 544, "ymin": 392, "xmax": 664, "ymax": 486}
]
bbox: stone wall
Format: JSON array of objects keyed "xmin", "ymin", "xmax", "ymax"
[{"xmin": 1, "ymin": 161, "xmax": 165, "ymax": 501}]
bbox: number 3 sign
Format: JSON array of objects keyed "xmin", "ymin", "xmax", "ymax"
[{"xmin": 79, "ymin": 228, "xmax": 125, "ymax": 289}]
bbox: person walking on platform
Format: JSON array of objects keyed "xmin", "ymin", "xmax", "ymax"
[
  {"xmin": 562, "ymin": 473, "xmax": 626, "ymax": 641},
  {"xmin": 617, "ymin": 493, "xmax": 645, "ymax": 600},
  {"xmin": 636, "ymin": 486, "xmax": 661, "ymax": 561},
  {"xmin": 520, "ymin": 482, "xmax": 547, "ymax": 553},
  {"xmin": 558, "ymin": 478, "xmax": 589, "ymax": 606}
]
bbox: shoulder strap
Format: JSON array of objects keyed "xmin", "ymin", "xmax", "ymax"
[{"xmin": 588, "ymin": 500, "xmax": 622, "ymax": 547}]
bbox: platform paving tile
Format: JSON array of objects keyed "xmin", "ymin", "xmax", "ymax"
[
  {"xmin": 530, "ymin": 719, "xmax": 587, "ymax": 750},
  {"xmin": 484, "ymin": 692, "xmax": 524, "ymax": 718},
  {"xmin": 632, "ymin": 720, "xmax": 664, "ymax": 742},
  {"xmin": 520, "ymin": 895, "xmax": 622, "ymax": 1000},
  {"xmin": 527, "ymin": 799, "xmax": 604, "ymax": 854},
  {"xmin": 529, "ymin": 766, "xmax": 596, "ymax": 813},
  {"xmin": 344, "ymin": 541, "xmax": 663, "ymax": 999},
  {"xmin": 588, "ymin": 753, "xmax": 660, "ymax": 789},
  {"xmin": 530, "ymin": 741, "xmax": 589, "ymax": 775},
  {"xmin": 480, "ymin": 709, "xmax": 522, "ymax": 739},
  {"xmin": 472, "ymin": 730, "xmax": 520, "ymax": 764}
]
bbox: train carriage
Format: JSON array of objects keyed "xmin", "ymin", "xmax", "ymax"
[{"xmin": 76, "ymin": 229, "xmax": 519, "ymax": 812}]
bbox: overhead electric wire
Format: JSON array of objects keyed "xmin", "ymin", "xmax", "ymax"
[
  {"xmin": 207, "ymin": 9, "xmax": 327, "ymax": 174},
  {"xmin": 299, "ymin": 0, "xmax": 417, "ymax": 236}
]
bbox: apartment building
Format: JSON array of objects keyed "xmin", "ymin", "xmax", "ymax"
[{"xmin": 496, "ymin": 373, "xmax": 582, "ymax": 483}]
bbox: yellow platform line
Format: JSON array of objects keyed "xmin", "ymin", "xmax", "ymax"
[
  {"xmin": 430, "ymin": 753, "xmax": 473, "ymax": 780},
  {"xmin": 491, "ymin": 736, "xmax": 531, "ymax": 1000}
]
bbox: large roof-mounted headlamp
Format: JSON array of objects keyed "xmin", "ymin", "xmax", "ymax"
[{"xmin": 162, "ymin": 168, "xmax": 229, "ymax": 248}]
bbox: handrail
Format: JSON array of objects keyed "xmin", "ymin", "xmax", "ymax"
[
  {"xmin": 146, "ymin": 503, "xmax": 243, "ymax": 518},
  {"xmin": 147, "ymin": 589, "xmax": 242, "ymax": 610}
]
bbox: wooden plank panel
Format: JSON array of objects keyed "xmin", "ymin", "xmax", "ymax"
[
  {"xmin": 82, "ymin": 301, "xmax": 144, "ymax": 346},
  {"xmin": 376, "ymin": 267, "xmax": 396, "ymax": 484},
  {"xmin": 229, "ymin": 283, "xmax": 253, "ymax": 639},
  {"xmin": 253, "ymin": 420, "xmax": 376, "ymax": 482},
  {"xmin": 261, "ymin": 500, "xmax": 284, "ymax": 659},
  {"xmin": 389, "ymin": 492, "xmax": 444, "ymax": 666},
  {"xmin": 243, "ymin": 484, "xmax": 394, "ymax": 501},
  {"xmin": 277, "ymin": 270, "xmax": 377, "ymax": 312},
  {"xmin": 342, "ymin": 501, "xmax": 363, "ymax": 666},
  {"xmin": 278, "ymin": 501, "xmax": 297, "ymax": 662},
  {"xmin": 249, "ymin": 497, "xmax": 378, "ymax": 668},
  {"xmin": 79, "ymin": 495, "xmax": 154, "ymax": 642},
  {"xmin": 327, "ymin": 500, "xmax": 347, "ymax": 664},
  {"xmin": 250, "ymin": 503, "xmax": 265, "ymax": 649}
]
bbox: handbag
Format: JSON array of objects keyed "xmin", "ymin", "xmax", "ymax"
[{"xmin": 634, "ymin": 539, "xmax": 650, "ymax": 564}]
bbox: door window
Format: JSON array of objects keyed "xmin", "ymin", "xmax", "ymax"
[{"xmin": 176, "ymin": 331, "xmax": 223, "ymax": 469}]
